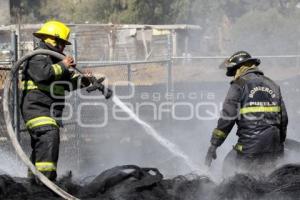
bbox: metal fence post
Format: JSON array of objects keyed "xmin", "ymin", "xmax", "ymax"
[
  {"xmin": 33, "ymin": 36, "xmax": 39, "ymax": 49},
  {"xmin": 11, "ymin": 31, "xmax": 20, "ymax": 141},
  {"xmin": 71, "ymin": 32, "xmax": 81, "ymax": 172},
  {"xmin": 71, "ymin": 33, "xmax": 78, "ymax": 63},
  {"xmin": 166, "ymin": 33, "xmax": 174, "ymax": 133},
  {"xmin": 127, "ymin": 64, "xmax": 131, "ymax": 84},
  {"xmin": 167, "ymin": 33, "xmax": 173, "ymax": 93}
]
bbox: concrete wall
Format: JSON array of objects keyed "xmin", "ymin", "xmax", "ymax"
[{"xmin": 0, "ymin": 0, "xmax": 10, "ymax": 25}]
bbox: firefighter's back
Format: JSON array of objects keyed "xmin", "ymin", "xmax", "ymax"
[{"xmin": 236, "ymin": 71, "xmax": 283, "ymax": 156}]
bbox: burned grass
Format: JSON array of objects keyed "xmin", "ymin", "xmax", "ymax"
[{"xmin": 1, "ymin": 164, "xmax": 300, "ymax": 200}]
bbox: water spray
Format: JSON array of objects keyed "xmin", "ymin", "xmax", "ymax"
[
  {"xmin": 3, "ymin": 49, "xmax": 205, "ymax": 200},
  {"xmin": 112, "ymin": 96, "xmax": 204, "ymax": 173},
  {"xmin": 73, "ymin": 60, "xmax": 204, "ymax": 173}
]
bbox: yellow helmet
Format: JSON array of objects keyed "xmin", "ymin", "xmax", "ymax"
[{"xmin": 33, "ymin": 20, "xmax": 71, "ymax": 45}]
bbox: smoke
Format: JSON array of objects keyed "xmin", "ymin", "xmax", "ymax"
[
  {"xmin": 2, "ymin": 1, "xmax": 300, "ymax": 195},
  {"xmin": 169, "ymin": 0, "xmax": 300, "ymax": 181},
  {"xmin": 0, "ymin": 146, "xmax": 27, "ymax": 177},
  {"xmin": 57, "ymin": 70, "xmax": 300, "ymax": 182}
]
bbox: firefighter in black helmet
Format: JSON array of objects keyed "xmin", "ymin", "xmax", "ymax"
[
  {"xmin": 205, "ymin": 51, "xmax": 288, "ymax": 174},
  {"xmin": 21, "ymin": 20, "xmax": 91, "ymax": 183}
]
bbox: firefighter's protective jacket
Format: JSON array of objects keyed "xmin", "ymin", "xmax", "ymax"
[
  {"xmin": 210, "ymin": 68, "xmax": 288, "ymax": 156},
  {"xmin": 21, "ymin": 41, "xmax": 85, "ymax": 129}
]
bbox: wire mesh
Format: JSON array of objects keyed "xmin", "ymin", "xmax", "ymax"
[{"xmin": 2, "ymin": 24, "xmax": 300, "ymax": 178}]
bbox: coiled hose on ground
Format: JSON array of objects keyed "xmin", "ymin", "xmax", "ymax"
[{"xmin": 3, "ymin": 49, "xmax": 80, "ymax": 200}]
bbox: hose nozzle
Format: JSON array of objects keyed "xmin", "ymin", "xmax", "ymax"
[{"xmin": 86, "ymin": 77, "xmax": 113, "ymax": 99}]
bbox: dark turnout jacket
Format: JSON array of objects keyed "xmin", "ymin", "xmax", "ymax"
[
  {"xmin": 21, "ymin": 42, "xmax": 89, "ymax": 129},
  {"xmin": 210, "ymin": 68, "xmax": 288, "ymax": 156}
]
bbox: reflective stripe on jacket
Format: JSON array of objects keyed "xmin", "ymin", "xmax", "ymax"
[
  {"xmin": 22, "ymin": 80, "xmax": 65, "ymax": 96},
  {"xmin": 211, "ymin": 68, "xmax": 288, "ymax": 156},
  {"xmin": 20, "ymin": 42, "xmax": 71, "ymax": 123},
  {"xmin": 20, "ymin": 42, "xmax": 91, "ymax": 125}
]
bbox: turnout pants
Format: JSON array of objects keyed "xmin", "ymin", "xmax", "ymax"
[
  {"xmin": 28, "ymin": 125, "xmax": 60, "ymax": 181},
  {"xmin": 21, "ymin": 90, "xmax": 63, "ymax": 182}
]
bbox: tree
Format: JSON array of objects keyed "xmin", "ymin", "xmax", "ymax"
[{"xmin": 225, "ymin": 8, "xmax": 300, "ymax": 55}]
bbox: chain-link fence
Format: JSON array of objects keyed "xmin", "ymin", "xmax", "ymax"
[
  {"xmin": 0, "ymin": 25, "xmax": 174, "ymax": 178},
  {"xmin": 60, "ymin": 27, "xmax": 173, "ymax": 177},
  {"xmin": 0, "ymin": 30, "xmax": 25, "ymax": 175},
  {"xmin": 1, "ymin": 24, "xmax": 300, "ymax": 179}
]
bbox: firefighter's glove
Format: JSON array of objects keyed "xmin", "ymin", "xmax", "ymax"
[
  {"xmin": 62, "ymin": 55, "xmax": 76, "ymax": 68},
  {"xmin": 205, "ymin": 145, "xmax": 217, "ymax": 167},
  {"xmin": 80, "ymin": 70, "xmax": 93, "ymax": 87}
]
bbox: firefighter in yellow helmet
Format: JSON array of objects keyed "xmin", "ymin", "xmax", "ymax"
[{"xmin": 21, "ymin": 20, "xmax": 91, "ymax": 183}]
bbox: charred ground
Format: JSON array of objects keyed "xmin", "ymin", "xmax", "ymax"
[{"xmin": 1, "ymin": 164, "xmax": 300, "ymax": 200}]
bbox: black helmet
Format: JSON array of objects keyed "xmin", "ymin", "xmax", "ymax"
[{"xmin": 220, "ymin": 51, "xmax": 261, "ymax": 76}]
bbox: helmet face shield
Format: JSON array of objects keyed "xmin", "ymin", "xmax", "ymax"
[
  {"xmin": 219, "ymin": 59, "xmax": 235, "ymax": 69},
  {"xmin": 219, "ymin": 59, "xmax": 238, "ymax": 77},
  {"xmin": 226, "ymin": 67, "xmax": 238, "ymax": 77}
]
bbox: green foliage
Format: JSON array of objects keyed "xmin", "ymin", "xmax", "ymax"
[
  {"xmin": 11, "ymin": 0, "xmax": 300, "ymax": 55},
  {"xmin": 14, "ymin": 0, "xmax": 300, "ymax": 26}
]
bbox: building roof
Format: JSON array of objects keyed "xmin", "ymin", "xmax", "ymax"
[{"xmin": 0, "ymin": 23, "xmax": 201, "ymax": 31}]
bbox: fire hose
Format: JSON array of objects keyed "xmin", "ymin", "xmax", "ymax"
[
  {"xmin": 4, "ymin": 50, "xmax": 300, "ymax": 199},
  {"xmin": 3, "ymin": 49, "xmax": 111, "ymax": 199}
]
